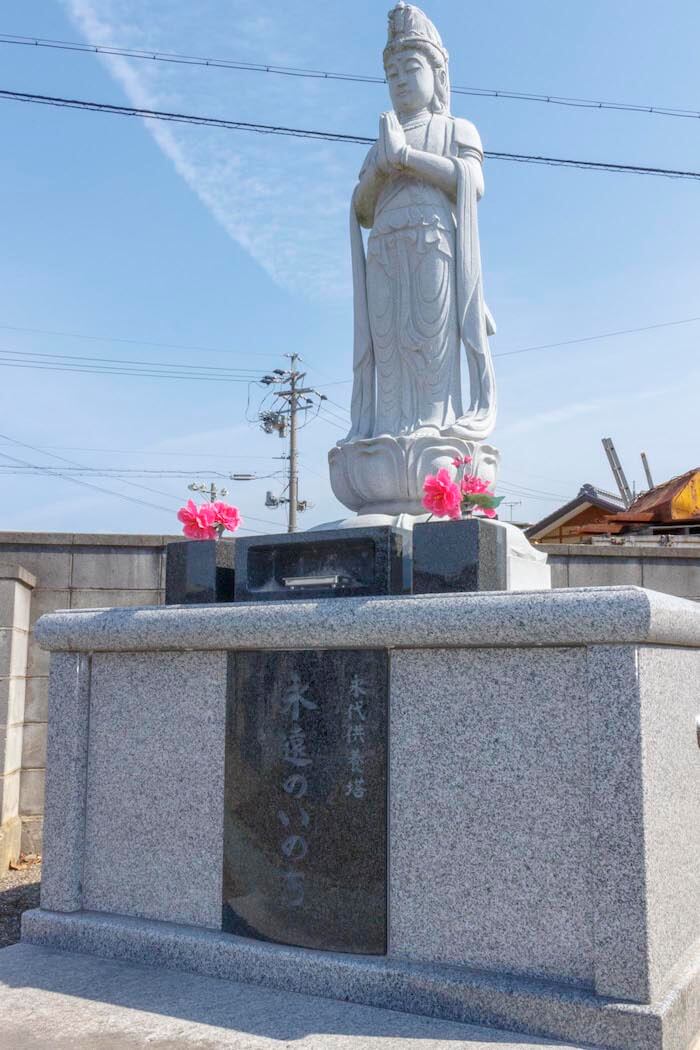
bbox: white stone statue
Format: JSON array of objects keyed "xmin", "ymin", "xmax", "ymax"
[{"xmin": 329, "ymin": 1, "xmax": 500, "ymax": 522}]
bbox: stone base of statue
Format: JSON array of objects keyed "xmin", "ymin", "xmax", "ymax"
[
  {"xmin": 313, "ymin": 515, "xmax": 551, "ymax": 592},
  {"xmin": 328, "ymin": 430, "xmax": 500, "ymax": 517}
]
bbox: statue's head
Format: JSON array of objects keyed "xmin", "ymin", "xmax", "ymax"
[{"xmin": 383, "ymin": 2, "xmax": 450, "ymax": 117}]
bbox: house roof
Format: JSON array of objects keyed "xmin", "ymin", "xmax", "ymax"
[
  {"xmin": 526, "ymin": 484, "xmax": 626, "ymax": 542},
  {"xmin": 615, "ymin": 468, "xmax": 700, "ymax": 523}
]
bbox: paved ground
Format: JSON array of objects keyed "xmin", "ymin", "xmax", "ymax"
[
  {"xmin": 0, "ymin": 859, "xmax": 40, "ymax": 949},
  {"xmin": 0, "ymin": 943, "xmax": 596, "ymax": 1050}
]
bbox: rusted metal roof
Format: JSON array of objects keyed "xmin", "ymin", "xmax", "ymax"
[{"xmin": 622, "ymin": 468, "xmax": 700, "ymax": 523}]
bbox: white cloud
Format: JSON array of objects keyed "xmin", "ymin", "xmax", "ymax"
[
  {"xmin": 64, "ymin": 0, "xmax": 357, "ymax": 297},
  {"xmin": 498, "ymin": 381, "xmax": 685, "ymax": 440}
]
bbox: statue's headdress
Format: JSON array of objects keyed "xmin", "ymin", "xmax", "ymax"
[
  {"xmin": 384, "ymin": 2, "xmax": 449, "ymax": 64},
  {"xmin": 383, "ymin": 2, "xmax": 450, "ymax": 113}
]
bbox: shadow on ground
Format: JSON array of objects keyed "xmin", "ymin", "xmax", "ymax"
[{"xmin": 0, "ymin": 941, "xmax": 579, "ymax": 1049}]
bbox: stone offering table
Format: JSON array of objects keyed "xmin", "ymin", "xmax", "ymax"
[{"xmin": 23, "ymin": 586, "xmax": 700, "ymax": 1050}]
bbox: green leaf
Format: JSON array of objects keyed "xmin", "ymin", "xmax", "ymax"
[{"xmin": 462, "ymin": 493, "xmax": 505, "ymax": 509}]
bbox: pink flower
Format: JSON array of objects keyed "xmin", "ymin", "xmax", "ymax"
[
  {"xmin": 451, "ymin": 454, "xmax": 473, "ymax": 468},
  {"xmin": 475, "ymin": 506, "xmax": 498, "ymax": 518},
  {"xmin": 211, "ymin": 501, "xmax": 241, "ymax": 533},
  {"xmin": 422, "ymin": 468, "xmax": 462, "ymax": 520},
  {"xmin": 461, "ymin": 474, "xmax": 493, "ymax": 496},
  {"xmin": 177, "ymin": 499, "xmax": 217, "ymax": 540}
]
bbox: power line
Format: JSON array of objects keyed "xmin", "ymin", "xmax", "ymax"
[
  {"xmin": 0, "ymin": 432, "xmax": 289, "ymax": 532},
  {"xmin": 3, "ymin": 88, "xmax": 700, "ymax": 181},
  {"xmin": 0, "ymin": 322, "xmax": 275, "ymax": 358},
  {"xmin": 0, "ymin": 356, "xmax": 263, "ymax": 383},
  {"xmin": 0, "ymin": 443, "xmax": 282, "ymax": 459},
  {"xmin": 321, "ymin": 396, "xmax": 351, "ymax": 417},
  {"xmin": 0, "ymin": 430, "xmax": 186, "ymax": 506},
  {"xmin": 0, "ymin": 443, "xmax": 175, "ymax": 514},
  {"xmin": 0, "ymin": 346, "xmax": 262, "ymax": 376},
  {"xmin": 494, "ymin": 315, "xmax": 700, "ymax": 358},
  {"xmin": 0, "ymin": 467, "xmax": 282, "ymax": 478},
  {"xmin": 3, "ymin": 33, "xmax": 698, "ymax": 122}
]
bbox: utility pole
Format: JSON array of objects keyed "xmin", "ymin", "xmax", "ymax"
[
  {"xmin": 259, "ymin": 355, "xmax": 325, "ymax": 533},
  {"xmin": 288, "ymin": 353, "xmax": 300, "ymax": 533},
  {"xmin": 503, "ymin": 500, "xmax": 522, "ymax": 523},
  {"xmin": 188, "ymin": 481, "xmax": 227, "ymax": 503}
]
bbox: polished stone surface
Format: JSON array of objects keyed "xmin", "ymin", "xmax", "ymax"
[
  {"xmin": 34, "ymin": 586, "xmax": 700, "ymax": 654},
  {"xmin": 165, "ymin": 539, "xmax": 235, "ymax": 604},
  {"xmin": 234, "ymin": 527, "xmax": 406, "ymax": 601},
  {"xmin": 223, "ymin": 649, "xmax": 387, "ymax": 953},
  {"xmin": 412, "ymin": 517, "xmax": 507, "ymax": 593},
  {"xmin": 82, "ymin": 651, "xmax": 226, "ymax": 928},
  {"xmin": 0, "ymin": 943, "xmax": 598, "ymax": 1050},
  {"xmin": 23, "ymin": 910, "xmax": 700, "ymax": 1050}
]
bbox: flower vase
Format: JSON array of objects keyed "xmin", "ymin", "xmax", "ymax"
[
  {"xmin": 165, "ymin": 540, "xmax": 235, "ymax": 605},
  {"xmin": 412, "ymin": 517, "xmax": 507, "ymax": 594}
]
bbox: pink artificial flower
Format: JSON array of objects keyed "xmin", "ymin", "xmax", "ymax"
[
  {"xmin": 451, "ymin": 454, "xmax": 473, "ymax": 468},
  {"xmin": 210, "ymin": 501, "xmax": 241, "ymax": 533},
  {"xmin": 475, "ymin": 506, "xmax": 498, "ymax": 519},
  {"xmin": 422, "ymin": 468, "xmax": 462, "ymax": 520},
  {"xmin": 461, "ymin": 474, "xmax": 493, "ymax": 496},
  {"xmin": 176, "ymin": 499, "xmax": 217, "ymax": 540}
]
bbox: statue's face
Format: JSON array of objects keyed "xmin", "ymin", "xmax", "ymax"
[{"xmin": 385, "ymin": 48, "xmax": 435, "ymax": 117}]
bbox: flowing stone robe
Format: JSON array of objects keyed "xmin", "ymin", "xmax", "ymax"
[{"xmin": 347, "ymin": 113, "xmax": 496, "ymax": 445}]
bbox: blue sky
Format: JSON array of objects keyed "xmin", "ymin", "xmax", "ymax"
[{"xmin": 1, "ymin": 0, "xmax": 698, "ymax": 535}]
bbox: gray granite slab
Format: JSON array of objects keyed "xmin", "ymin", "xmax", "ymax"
[
  {"xmin": 587, "ymin": 645, "xmax": 700, "ymax": 1004},
  {"xmin": 636, "ymin": 647, "xmax": 700, "ymax": 1000},
  {"xmin": 81, "ymin": 651, "xmax": 226, "ymax": 928},
  {"xmin": 0, "ymin": 943, "xmax": 596, "ymax": 1050},
  {"xmin": 389, "ymin": 646, "xmax": 594, "ymax": 988},
  {"xmin": 40, "ymin": 652, "xmax": 91, "ymax": 912},
  {"xmin": 22, "ymin": 909, "xmax": 700, "ymax": 1050},
  {"xmin": 586, "ymin": 645, "xmax": 648, "ymax": 1002},
  {"xmin": 33, "ymin": 586, "xmax": 700, "ymax": 654}
]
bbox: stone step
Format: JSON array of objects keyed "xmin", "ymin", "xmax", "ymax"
[{"xmin": 0, "ymin": 943, "xmax": 596, "ymax": 1050}]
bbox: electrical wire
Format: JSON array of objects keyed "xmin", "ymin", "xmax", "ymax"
[
  {"xmin": 0, "ymin": 346, "xmax": 263, "ymax": 376},
  {"xmin": 0, "ymin": 356, "xmax": 264, "ymax": 383},
  {"xmin": 0, "ymin": 322, "xmax": 276, "ymax": 358},
  {"xmin": 0, "ymin": 430, "xmax": 187, "ymax": 506},
  {"xmin": 3, "ymin": 88, "xmax": 700, "ymax": 181},
  {"xmin": 0, "ymin": 445, "xmax": 176, "ymax": 513},
  {"xmin": 317, "ymin": 411, "xmax": 346, "ymax": 431},
  {"xmin": 3, "ymin": 33, "xmax": 699, "ymax": 122},
  {"xmin": 493, "ymin": 316, "xmax": 700, "ymax": 358},
  {"xmin": 321, "ymin": 396, "xmax": 351, "ymax": 417},
  {"xmin": 0, "ymin": 433, "xmax": 290, "ymax": 531},
  {"xmin": 0, "ymin": 443, "xmax": 283, "ymax": 459}
]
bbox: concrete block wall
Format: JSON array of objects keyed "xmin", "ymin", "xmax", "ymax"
[
  {"xmin": 0, "ymin": 532, "xmax": 181, "ymax": 857},
  {"xmin": 541, "ymin": 543, "xmax": 700, "ymax": 600},
  {"xmin": 0, "ymin": 567, "xmax": 36, "ymax": 867}
]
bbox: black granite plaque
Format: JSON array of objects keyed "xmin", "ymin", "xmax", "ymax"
[
  {"xmin": 233, "ymin": 527, "xmax": 407, "ymax": 602},
  {"xmin": 412, "ymin": 518, "xmax": 507, "ymax": 593},
  {"xmin": 165, "ymin": 540, "xmax": 235, "ymax": 604},
  {"xmin": 222, "ymin": 649, "xmax": 387, "ymax": 954}
]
